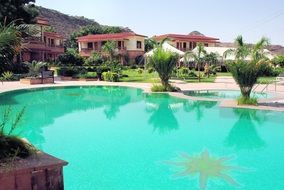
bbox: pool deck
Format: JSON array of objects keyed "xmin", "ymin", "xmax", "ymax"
[{"xmin": 1, "ymin": 80, "xmax": 284, "ymax": 112}]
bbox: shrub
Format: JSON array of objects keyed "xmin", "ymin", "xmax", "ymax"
[
  {"xmin": 57, "ymin": 49, "xmax": 84, "ymax": 66},
  {"xmin": 147, "ymin": 68, "xmax": 154, "ymax": 74},
  {"xmin": 237, "ymin": 96, "xmax": 258, "ymax": 105},
  {"xmin": 26, "ymin": 61, "xmax": 47, "ymax": 77},
  {"xmin": 10, "ymin": 62, "xmax": 29, "ymax": 74},
  {"xmin": 137, "ymin": 68, "xmax": 143, "ymax": 74},
  {"xmin": 177, "ymin": 67, "xmax": 190, "ymax": 79},
  {"xmin": 130, "ymin": 64, "xmax": 137, "ymax": 69},
  {"xmin": 151, "ymin": 84, "xmax": 180, "ymax": 92},
  {"xmin": 1, "ymin": 71, "xmax": 14, "ymax": 81},
  {"xmin": 272, "ymin": 55, "xmax": 284, "ymax": 67},
  {"xmin": 258, "ymin": 63, "xmax": 274, "ymax": 76},
  {"xmin": 188, "ymin": 70, "xmax": 198, "ymax": 78},
  {"xmin": 102, "ymin": 71, "xmax": 119, "ymax": 82},
  {"xmin": 78, "ymin": 72, "xmax": 97, "ymax": 79},
  {"xmin": 57, "ymin": 67, "xmax": 80, "ymax": 77},
  {"xmin": 85, "ymin": 52, "xmax": 103, "ymax": 66},
  {"xmin": 0, "ymin": 107, "xmax": 36, "ymax": 161}
]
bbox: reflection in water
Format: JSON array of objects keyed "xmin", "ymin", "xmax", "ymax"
[
  {"xmin": 167, "ymin": 150, "xmax": 243, "ymax": 190},
  {"xmin": 145, "ymin": 94, "xmax": 218, "ymax": 133},
  {"xmin": 145, "ymin": 94, "xmax": 183, "ymax": 133},
  {"xmin": 225, "ymin": 109, "xmax": 265, "ymax": 150},
  {"xmin": 183, "ymin": 101, "xmax": 217, "ymax": 121},
  {"xmin": 0, "ymin": 86, "xmax": 143, "ymax": 148}
]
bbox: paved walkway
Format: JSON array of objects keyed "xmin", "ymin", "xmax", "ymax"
[{"xmin": 1, "ymin": 80, "xmax": 284, "ymax": 111}]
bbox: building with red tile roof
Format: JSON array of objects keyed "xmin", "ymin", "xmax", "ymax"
[
  {"xmin": 153, "ymin": 33, "xmax": 220, "ymax": 52},
  {"xmin": 21, "ymin": 17, "xmax": 65, "ymax": 62},
  {"xmin": 77, "ymin": 32, "xmax": 147, "ymax": 64}
]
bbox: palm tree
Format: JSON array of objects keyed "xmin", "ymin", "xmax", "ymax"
[
  {"xmin": 147, "ymin": 46, "xmax": 179, "ymax": 90},
  {"xmin": 26, "ymin": 61, "xmax": 47, "ymax": 77},
  {"xmin": 102, "ymin": 41, "xmax": 118, "ymax": 62},
  {"xmin": 0, "ymin": 22, "xmax": 22, "ymax": 72},
  {"xmin": 224, "ymin": 36, "xmax": 270, "ymax": 100},
  {"xmin": 184, "ymin": 43, "xmax": 207, "ymax": 82}
]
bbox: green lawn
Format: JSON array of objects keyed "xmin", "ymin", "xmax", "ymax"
[
  {"xmin": 185, "ymin": 76, "xmax": 216, "ymax": 83},
  {"xmin": 120, "ymin": 69, "xmax": 216, "ymax": 83},
  {"xmin": 257, "ymin": 76, "xmax": 277, "ymax": 84},
  {"xmin": 216, "ymin": 72, "xmax": 232, "ymax": 76},
  {"xmin": 120, "ymin": 69, "xmax": 160, "ymax": 83}
]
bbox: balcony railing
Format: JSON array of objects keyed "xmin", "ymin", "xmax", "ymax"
[{"xmin": 81, "ymin": 47, "xmax": 127, "ymax": 55}]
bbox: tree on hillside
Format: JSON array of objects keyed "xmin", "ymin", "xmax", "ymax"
[
  {"xmin": 224, "ymin": 36, "xmax": 270, "ymax": 103},
  {"xmin": 0, "ymin": 0, "xmax": 38, "ymax": 24}
]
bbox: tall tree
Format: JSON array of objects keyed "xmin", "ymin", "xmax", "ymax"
[
  {"xmin": 0, "ymin": 0, "xmax": 38, "ymax": 24},
  {"xmin": 184, "ymin": 43, "xmax": 207, "ymax": 82}
]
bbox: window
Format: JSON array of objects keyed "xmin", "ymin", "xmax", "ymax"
[
  {"xmin": 177, "ymin": 42, "xmax": 179, "ymax": 49},
  {"xmin": 94, "ymin": 42, "xmax": 98, "ymax": 50},
  {"xmin": 87, "ymin": 42, "xmax": 93, "ymax": 49},
  {"xmin": 118, "ymin": 41, "xmax": 122, "ymax": 49},
  {"xmin": 51, "ymin": 39, "xmax": 55, "ymax": 46},
  {"xmin": 137, "ymin": 41, "xmax": 142, "ymax": 49},
  {"xmin": 183, "ymin": 42, "xmax": 187, "ymax": 49}
]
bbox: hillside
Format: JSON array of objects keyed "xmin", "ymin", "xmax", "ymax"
[{"xmin": 37, "ymin": 6, "xmax": 131, "ymax": 39}]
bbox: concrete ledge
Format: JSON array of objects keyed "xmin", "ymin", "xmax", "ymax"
[
  {"xmin": 219, "ymin": 100, "xmax": 284, "ymax": 112},
  {"xmin": 0, "ymin": 152, "xmax": 68, "ymax": 190}
]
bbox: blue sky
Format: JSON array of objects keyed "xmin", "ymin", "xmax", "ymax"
[{"xmin": 36, "ymin": 0, "xmax": 284, "ymax": 45}]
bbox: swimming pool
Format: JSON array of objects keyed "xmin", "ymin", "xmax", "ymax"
[
  {"xmin": 184, "ymin": 90, "xmax": 271, "ymax": 100},
  {"xmin": 0, "ymin": 86, "xmax": 283, "ymax": 190}
]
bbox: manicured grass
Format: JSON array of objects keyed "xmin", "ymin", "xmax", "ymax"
[
  {"xmin": 217, "ymin": 72, "xmax": 232, "ymax": 76},
  {"xmin": 185, "ymin": 76, "xmax": 216, "ymax": 83},
  {"xmin": 120, "ymin": 69, "xmax": 160, "ymax": 83},
  {"xmin": 120, "ymin": 69, "xmax": 217, "ymax": 83},
  {"xmin": 257, "ymin": 77, "xmax": 277, "ymax": 84}
]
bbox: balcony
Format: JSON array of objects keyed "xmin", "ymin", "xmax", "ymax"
[
  {"xmin": 80, "ymin": 47, "xmax": 127, "ymax": 57},
  {"xmin": 23, "ymin": 39, "xmax": 64, "ymax": 54}
]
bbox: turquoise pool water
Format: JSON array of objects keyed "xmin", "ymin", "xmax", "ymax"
[
  {"xmin": 0, "ymin": 86, "xmax": 283, "ymax": 190},
  {"xmin": 184, "ymin": 90, "xmax": 271, "ymax": 99}
]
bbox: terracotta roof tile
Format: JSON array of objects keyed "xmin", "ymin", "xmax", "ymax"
[
  {"xmin": 77, "ymin": 32, "xmax": 147, "ymax": 42},
  {"xmin": 154, "ymin": 34, "xmax": 219, "ymax": 42}
]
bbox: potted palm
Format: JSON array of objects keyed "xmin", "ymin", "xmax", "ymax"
[{"xmin": 20, "ymin": 61, "xmax": 47, "ymax": 84}]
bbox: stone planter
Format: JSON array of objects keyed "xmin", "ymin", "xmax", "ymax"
[
  {"xmin": 0, "ymin": 152, "xmax": 68, "ymax": 190},
  {"xmin": 20, "ymin": 78, "xmax": 54, "ymax": 85},
  {"xmin": 78, "ymin": 78, "xmax": 97, "ymax": 81},
  {"xmin": 20, "ymin": 78, "xmax": 42, "ymax": 85},
  {"xmin": 60, "ymin": 76, "xmax": 73, "ymax": 81}
]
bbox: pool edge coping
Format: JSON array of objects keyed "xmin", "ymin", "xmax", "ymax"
[{"xmin": 1, "ymin": 81, "xmax": 284, "ymax": 112}]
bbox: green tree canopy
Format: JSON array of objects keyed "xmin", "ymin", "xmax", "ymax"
[{"xmin": 0, "ymin": 0, "xmax": 38, "ymax": 24}]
